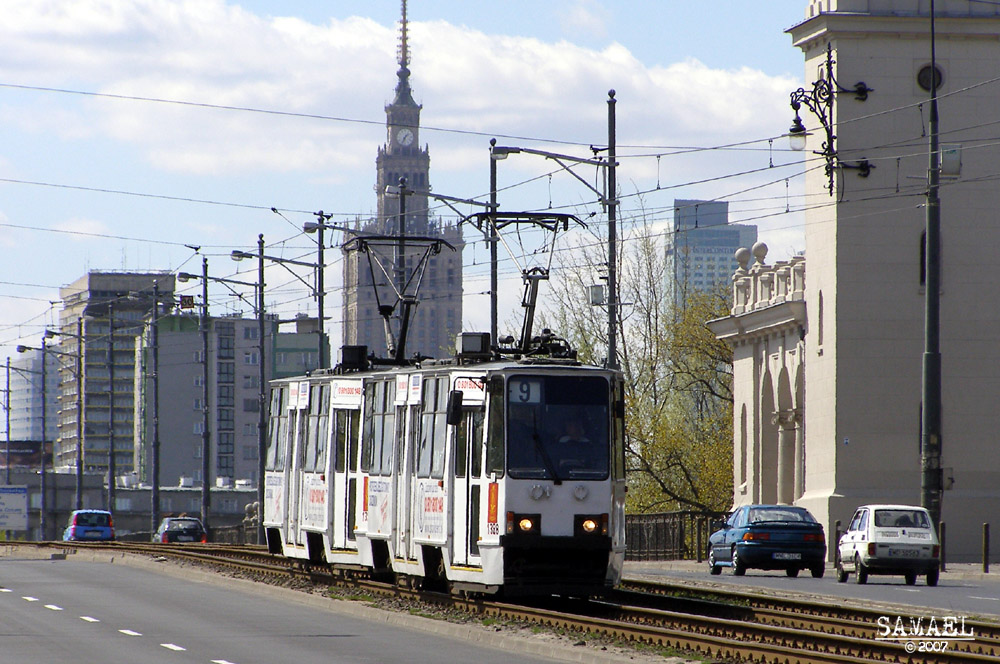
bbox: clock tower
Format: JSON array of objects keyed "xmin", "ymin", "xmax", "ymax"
[{"xmin": 343, "ymin": 0, "xmax": 465, "ymax": 359}]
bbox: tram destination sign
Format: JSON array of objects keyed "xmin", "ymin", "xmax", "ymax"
[{"xmin": 0, "ymin": 485, "xmax": 28, "ymax": 531}]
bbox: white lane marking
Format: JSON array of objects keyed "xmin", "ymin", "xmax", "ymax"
[
  {"xmin": 0, "ymin": 588, "xmax": 12, "ymax": 592},
  {"xmin": 80, "ymin": 616, "xmax": 101, "ymax": 623},
  {"xmin": 22, "ymin": 596, "xmax": 38, "ymax": 602},
  {"xmin": 119, "ymin": 629, "xmax": 142, "ymax": 637},
  {"xmin": 970, "ymin": 595, "xmax": 1000, "ymax": 601},
  {"xmin": 212, "ymin": 660, "xmax": 239, "ymax": 664},
  {"xmin": 161, "ymin": 643, "xmax": 186, "ymax": 651},
  {"xmin": 44, "ymin": 604, "xmax": 63, "ymax": 611}
]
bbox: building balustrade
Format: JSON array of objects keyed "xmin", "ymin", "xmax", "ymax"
[{"xmin": 730, "ymin": 242, "xmax": 805, "ymax": 315}]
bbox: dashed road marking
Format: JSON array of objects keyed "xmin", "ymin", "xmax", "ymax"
[
  {"xmin": 970, "ymin": 595, "xmax": 1000, "ymax": 601},
  {"xmin": 80, "ymin": 616, "xmax": 100, "ymax": 623},
  {"xmin": 44, "ymin": 604, "xmax": 63, "ymax": 611},
  {"xmin": 0, "ymin": 588, "xmax": 12, "ymax": 593},
  {"xmin": 161, "ymin": 643, "xmax": 186, "ymax": 651},
  {"xmin": 119, "ymin": 629, "xmax": 142, "ymax": 637},
  {"xmin": 22, "ymin": 596, "xmax": 39, "ymax": 602},
  {"xmin": 212, "ymin": 660, "xmax": 239, "ymax": 664}
]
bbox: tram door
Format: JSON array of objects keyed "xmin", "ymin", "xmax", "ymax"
[
  {"xmin": 451, "ymin": 407, "xmax": 486, "ymax": 567},
  {"xmin": 286, "ymin": 381, "xmax": 309, "ymax": 547}
]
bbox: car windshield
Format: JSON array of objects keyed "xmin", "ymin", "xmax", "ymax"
[
  {"xmin": 874, "ymin": 509, "xmax": 930, "ymax": 528},
  {"xmin": 748, "ymin": 507, "xmax": 815, "ymax": 524},
  {"xmin": 75, "ymin": 513, "xmax": 110, "ymax": 527},
  {"xmin": 166, "ymin": 519, "xmax": 202, "ymax": 531}
]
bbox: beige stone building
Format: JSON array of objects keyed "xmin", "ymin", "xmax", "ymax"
[{"xmin": 710, "ymin": 1, "xmax": 1000, "ymax": 561}]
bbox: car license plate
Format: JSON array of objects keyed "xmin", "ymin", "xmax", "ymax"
[
  {"xmin": 84, "ymin": 531, "xmax": 102, "ymax": 539},
  {"xmin": 773, "ymin": 552, "xmax": 801, "ymax": 560},
  {"xmin": 888, "ymin": 548, "xmax": 919, "ymax": 557}
]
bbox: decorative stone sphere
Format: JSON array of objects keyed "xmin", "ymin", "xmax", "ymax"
[
  {"xmin": 735, "ymin": 247, "xmax": 751, "ymax": 270},
  {"xmin": 751, "ymin": 241, "xmax": 769, "ymax": 264}
]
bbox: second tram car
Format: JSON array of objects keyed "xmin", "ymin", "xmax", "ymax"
[{"xmin": 263, "ymin": 333, "xmax": 626, "ymax": 596}]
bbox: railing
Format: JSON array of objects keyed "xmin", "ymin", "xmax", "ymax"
[{"xmin": 625, "ymin": 511, "xmax": 724, "ymax": 561}]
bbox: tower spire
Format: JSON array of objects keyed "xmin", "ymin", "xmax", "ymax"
[{"xmin": 393, "ymin": 0, "xmax": 416, "ymax": 106}]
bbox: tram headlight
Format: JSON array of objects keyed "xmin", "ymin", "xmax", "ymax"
[
  {"xmin": 575, "ymin": 514, "xmax": 608, "ymax": 537},
  {"xmin": 506, "ymin": 512, "xmax": 540, "ymax": 535}
]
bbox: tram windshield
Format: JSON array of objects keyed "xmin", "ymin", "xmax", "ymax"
[{"xmin": 506, "ymin": 374, "xmax": 610, "ymax": 480}]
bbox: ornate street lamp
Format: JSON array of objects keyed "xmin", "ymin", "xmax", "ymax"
[{"xmin": 788, "ymin": 43, "xmax": 874, "ymax": 195}]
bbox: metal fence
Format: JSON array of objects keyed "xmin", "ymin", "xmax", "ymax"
[{"xmin": 625, "ymin": 511, "xmax": 724, "ymax": 561}]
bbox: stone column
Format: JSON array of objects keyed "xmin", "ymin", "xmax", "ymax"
[{"xmin": 773, "ymin": 410, "xmax": 798, "ymax": 505}]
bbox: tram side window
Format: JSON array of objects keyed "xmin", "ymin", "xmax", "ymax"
[
  {"xmin": 431, "ymin": 379, "xmax": 449, "ymax": 478},
  {"xmin": 485, "ymin": 377, "xmax": 504, "ymax": 477},
  {"xmin": 348, "ymin": 409, "xmax": 360, "ymax": 471},
  {"xmin": 471, "ymin": 409, "xmax": 484, "ymax": 478},
  {"xmin": 315, "ymin": 384, "xmax": 329, "ymax": 472},
  {"xmin": 304, "ymin": 385, "xmax": 322, "ymax": 472},
  {"xmin": 417, "ymin": 377, "xmax": 438, "ymax": 477},
  {"xmin": 334, "ymin": 410, "xmax": 348, "ymax": 473},
  {"xmin": 360, "ymin": 383, "xmax": 376, "ymax": 473},
  {"xmin": 455, "ymin": 413, "xmax": 468, "ymax": 478},
  {"xmin": 364, "ymin": 379, "xmax": 396, "ymax": 477},
  {"xmin": 266, "ymin": 386, "xmax": 288, "ymax": 472}
]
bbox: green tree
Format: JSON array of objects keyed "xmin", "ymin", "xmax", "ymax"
[{"xmin": 543, "ymin": 217, "xmax": 733, "ymax": 514}]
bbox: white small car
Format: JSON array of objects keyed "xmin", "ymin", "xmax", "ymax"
[{"xmin": 836, "ymin": 504, "xmax": 940, "ymax": 586}]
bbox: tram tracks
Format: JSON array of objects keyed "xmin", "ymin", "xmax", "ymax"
[{"xmin": 8, "ymin": 541, "xmax": 1000, "ymax": 663}]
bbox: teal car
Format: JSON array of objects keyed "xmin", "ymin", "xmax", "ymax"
[{"xmin": 708, "ymin": 505, "xmax": 826, "ymax": 578}]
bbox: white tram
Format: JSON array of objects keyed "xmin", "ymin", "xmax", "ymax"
[{"xmin": 263, "ymin": 333, "xmax": 626, "ymax": 596}]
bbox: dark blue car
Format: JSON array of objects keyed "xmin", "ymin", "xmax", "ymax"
[{"xmin": 708, "ymin": 505, "xmax": 825, "ymax": 578}]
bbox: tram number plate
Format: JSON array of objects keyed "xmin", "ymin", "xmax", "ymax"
[
  {"xmin": 888, "ymin": 548, "xmax": 919, "ymax": 557},
  {"xmin": 773, "ymin": 552, "xmax": 801, "ymax": 560}
]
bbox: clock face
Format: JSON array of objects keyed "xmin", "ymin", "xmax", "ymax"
[{"xmin": 396, "ymin": 128, "xmax": 414, "ymax": 146}]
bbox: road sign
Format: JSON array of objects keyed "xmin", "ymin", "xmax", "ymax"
[{"xmin": 0, "ymin": 486, "xmax": 29, "ymax": 531}]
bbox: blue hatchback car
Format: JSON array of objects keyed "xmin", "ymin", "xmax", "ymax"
[
  {"xmin": 708, "ymin": 505, "xmax": 825, "ymax": 578},
  {"xmin": 63, "ymin": 510, "xmax": 115, "ymax": 541}
]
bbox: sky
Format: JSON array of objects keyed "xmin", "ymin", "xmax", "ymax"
[{"xmin": 0, "ymin": 0, "xmax": 810, "ymax": 374}]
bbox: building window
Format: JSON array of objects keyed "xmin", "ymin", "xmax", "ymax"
[
  {"xmin": 218, "ymin": 432, "xmax": 234, "ymax": 454},
  {"xmin": 218, "ymin": 362, "xmax": 235, "ymax": 384},
  {"xmin": 243, "ymin": 423, "xmax": 257, "ymax": 436},
  {"xmin": 218, "ymin": 335, "xmax": 235, "ymax": 359},
  {"xmin": 193, "ymin": 398, "xmax": 204, "ymax": 411},
  {"xmin": 243, "ymin": 398, "xmax": 259, "ymax": 413},
  {"xmin": 243, "ymin": 374, "xmax": 259, "ymax": 389},
  {"xmin": 194, "ymin": 375, "xmax": 204, "ymax": 387},
  {"xmin": 218, "ymin": 384, "xmax": 234, "ymax": 407},
  {"xmin": 218, "ymin": 408, "xmax": 234, "ymax": 431},
  {"xmin": 193, "ymin": 421, "xmax": 204, "ymax": 435},
  {"xmin": 243, "ymin": 326, "xmax": 258, "ymax": 340},
  {"xmin": 243, "ymin": 445, "xmax": 258, "ymax": 460},
  {"xmin": 217, "ymin": 455, "xmax": 234, "ymax": 476},
  {"xmin": 244, "ymin": 351, "xmax": 259, "ymax": 366}
]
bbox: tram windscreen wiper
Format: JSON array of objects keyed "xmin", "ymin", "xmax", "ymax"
[{"xmin": 530, "ymin": 413, "xmax": 561, "ymax": 484}]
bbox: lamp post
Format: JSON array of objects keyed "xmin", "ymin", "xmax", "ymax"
[
  {"xmin": 178, "ymin": 257, "xmax": 261, "ymax": 534},
  {"xmin": 44, "ymin": 322, "xmax": 86, "ymax": 510},
  {"xmin": 231, "ymin": 235, "xmax": 269, "ymax": 545},
  {"xmin": 15, "ymin": 337, "xmax": 51, "ymax": 539}
]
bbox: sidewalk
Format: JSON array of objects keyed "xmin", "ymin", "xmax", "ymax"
[{"xmin": 624, "ymin": 558, "xmax": 1000, "ymax": 581}]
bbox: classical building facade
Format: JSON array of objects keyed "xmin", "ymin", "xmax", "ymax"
[
  {"xmin": 341, "ymin": 4, "xmax": 464, "ymax": 360},
  {"xmin": 711, "ymin": 0, "xmax": 1000, "ymax": 562}
]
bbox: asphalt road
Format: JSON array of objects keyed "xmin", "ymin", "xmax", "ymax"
[{"xmin": 0, "ymin": 554, "xmax": 622, "ymax": 664}]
